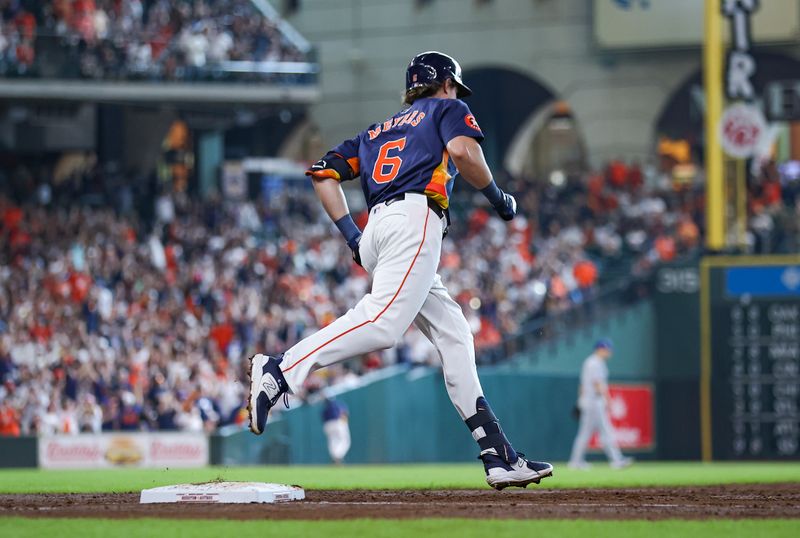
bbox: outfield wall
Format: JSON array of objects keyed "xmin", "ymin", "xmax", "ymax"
[{"xmin": 218, "ymin": 371, "xmax": 655, "ymax": 466}]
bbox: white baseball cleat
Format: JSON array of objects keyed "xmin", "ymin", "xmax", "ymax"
[
  {"xmin": 247, "ymin": 354, "xmax": 289, "ymax": 435},
  {"xmin": 480, "ymin": 449, "xmax": 554, "ymax": 490}
]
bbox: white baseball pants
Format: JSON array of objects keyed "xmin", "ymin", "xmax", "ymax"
[
  {"xmin": 280, "ymin": 193, "xmax": 483, "ymax": 419},
  {"xmin": 323, "ymin": 418, "xmax": 351, "ymax": 462},
  {"xmin": 569, "ymin": 398, "xmax": 625, "ymax": 464}
]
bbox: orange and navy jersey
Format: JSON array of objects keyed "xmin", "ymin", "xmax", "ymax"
[{"xmin": 329, "ymin": 97, "xmax": 484, "ymax": 210}]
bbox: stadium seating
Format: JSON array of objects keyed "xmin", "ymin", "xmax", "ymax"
[{"xmin": 0, "ymin": 0, "xmax": 313, "ymax": 82}]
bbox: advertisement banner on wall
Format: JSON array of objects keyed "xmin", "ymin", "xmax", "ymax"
[
  {"xmin": 39, "ymin": 433, "xmax": 208, "ymax": 469},
  {"xmin": 589, "ymin": 384, "xmax": 654, "ymax": 451},
  {"xmin": 594, "ymin": 0, "xmax": 799, "ymax": 49}
]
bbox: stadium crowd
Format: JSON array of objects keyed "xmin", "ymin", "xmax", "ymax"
[
  {"xmin": 0, "ymin": 0, "xmax": 308, "ymax": 80},
  {"xmin": 0, "ymin": 157, "xmax": 797, "ymax": 436}
]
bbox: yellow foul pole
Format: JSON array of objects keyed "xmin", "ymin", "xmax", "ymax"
[
  {"xmin": 704, "ymin": 0, "xmax": 725, "ymax": 251},
  {"xmin": 702, "ymin": 0, "xmax": 725, "ymax": 464}
]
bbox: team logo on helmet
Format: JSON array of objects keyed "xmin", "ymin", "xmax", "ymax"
[{"xmin": 465, "ymin": 114, "xmax": 481, "ymax": 131}]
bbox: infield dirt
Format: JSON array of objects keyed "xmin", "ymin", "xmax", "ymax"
[{"xmin": 1, "ymin": 484, "xmax": 799, "ymax": 520}]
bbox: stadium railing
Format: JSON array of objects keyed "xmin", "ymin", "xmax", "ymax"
[
  {"xmin": 478, "ymin": 275, "xmax": 648, "ymax": 365},
  {"xmin": 2, "ymin": 33, "xmax": 319, "ymax": 84}
]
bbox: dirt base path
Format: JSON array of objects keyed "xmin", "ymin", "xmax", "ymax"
[{"xmin": 2, "ymin": 484, "xmax": 799, "ymax": 520}]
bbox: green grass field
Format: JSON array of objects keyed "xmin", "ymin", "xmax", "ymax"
[
  {"xmin": 1, "ymin": 461, "xmax": 799, "ymax": 493},
  {"xmin": 2, "ymin": 463, "xmax": 798, "ymax": 537},
  {"xmin": 1, "ymin": 518, "xmax": 798, "ymax": 538}
]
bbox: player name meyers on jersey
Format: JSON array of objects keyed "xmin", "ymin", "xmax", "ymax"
[{"xmin": 368, "ymin": 110, "xmax": 427, "ymax": 140}]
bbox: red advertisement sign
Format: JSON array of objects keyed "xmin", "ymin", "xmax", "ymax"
[{"xmin": 589, "ymin": 384, "xmax": 654, "ymax": 451}]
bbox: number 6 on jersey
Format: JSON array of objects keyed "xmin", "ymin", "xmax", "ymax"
[{"xmin": 372, "ymin": 137, "xmax": 406, "ymax": 184}]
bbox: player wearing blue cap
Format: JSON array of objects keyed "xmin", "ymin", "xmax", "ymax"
[
  {"xmin": 246, "ymin": 51, "xmax": 552, "ymax": 489},
  {"xmin": 568, "ymin": 338, "xmax": 633, "ymax": 469}
]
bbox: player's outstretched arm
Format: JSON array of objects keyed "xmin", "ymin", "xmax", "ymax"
[{"xmin": 447, "ymin": 135, "xmax": 516, "ymax": 221}]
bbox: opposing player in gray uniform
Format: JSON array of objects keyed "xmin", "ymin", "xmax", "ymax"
[
  {"xmin": 568, "ymin": 339, "xmax": 633, "ymax": 469},
  {"xmin": 246, "ymin": 51, "xmax": 553, "ymax": 489}
]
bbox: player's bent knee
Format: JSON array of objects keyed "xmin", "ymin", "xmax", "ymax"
[
  {"xmin": 371, "ymin": 323, "xmax": 403, "ymax": 350},
  {"xmin": 375, "ymin": 333, "xmax": 401, "ymax": 350}
]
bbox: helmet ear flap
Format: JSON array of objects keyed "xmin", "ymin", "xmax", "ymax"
[{"xmin": 406, "ymin": 64, "xmax": 437, "ymax": 89}]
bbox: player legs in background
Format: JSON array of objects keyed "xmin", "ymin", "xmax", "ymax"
[
  {"xmin": 323, "ymin": 418, "xmax": 351, "ymax": 465},
  {"xmin": 597, "ymin": 402, "xmax": 632, "ymax": 468},
  {"xmin": 322, "ymin": 394, "xmax": 351, "ymax": 465},
  {"xmin": 568, "ymin": 401, "xmax": 599, "ymax": 469},
  {"xmin": 568, "ymin": 399, "xmax": 631, "ymax": 469}
]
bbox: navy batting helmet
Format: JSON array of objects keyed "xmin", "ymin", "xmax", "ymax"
[{"xmin": 406, "ymin": 51, "xmax": 472, "ymax": 98}]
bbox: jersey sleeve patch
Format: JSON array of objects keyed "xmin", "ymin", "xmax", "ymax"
[
  {"xmin": 465, "ymin": 114, "xmax": 481, "ymax": 131},
  {"xmin": 438, "ymin": 99, "xmax": 485, "ymax": 144}
]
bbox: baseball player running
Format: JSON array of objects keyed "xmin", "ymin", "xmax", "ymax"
[{"xmin": 247, "ymin": 51, "xmax": 553, "ymax": 489}]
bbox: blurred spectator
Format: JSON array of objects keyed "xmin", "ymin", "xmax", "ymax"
[
  {"xmin": 573, "ymin": 259, "xmax": 598, "ymax": 291},
  {"xmin": 77, "ymin": 394, "xmax": 103, "ymax": 433},
  {"xmin": 0, "ymin": 400, "xmax": 21, "ymax": 437},
  {"xmin": 606, "ymin": 159, "xmax": 628, "ymax": 189},
  {"xmin": 1, "ymin": 0, "xmax": 310, "ymax": 81},
  {"xmin": 38, "ymin": 401, "xmax": 63, "ymax": 435}
]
